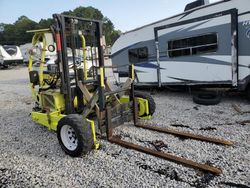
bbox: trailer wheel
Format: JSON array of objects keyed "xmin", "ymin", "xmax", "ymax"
[
  {"xmin": 2, "ymin": 65, "xmax": 9, "ymax": 69},
  {"xmin": 57, "ymin": 114, "xmax": 94, "ymax": 157},
  {"xmin": 134, "ymin": 91, "xmax": 156, "ymax": 116},
  {"xmin": 87, "ymin": 66, "xmax": 96, "ymax": 77},
  {"xmin": 246, "ymin": 86, "xmax": 250, "ymax": 101},
  {"xmin": 193, "ymin": 91, "xmax": 221, "ymax": 106}
]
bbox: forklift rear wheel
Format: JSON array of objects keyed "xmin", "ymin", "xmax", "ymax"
[
  {"xmin": 2, "ymin": 65, "xmax": 9, "ymax": 69},
  {"xmin": 134, "ymin": 91, "xmax": 156, "ymax": 116},
  {"xmin": 246, "ymin": 85, "xmax": 250, "ymax": 101},
  {"xmin": 57, "ymin": 114, "xmax": 94, "ymax": 157},
  {"xmin": 193, "ymin": 91, "xmax": 221, "ymax": 105}
]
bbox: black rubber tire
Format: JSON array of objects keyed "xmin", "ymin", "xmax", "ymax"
[
  {"xmin": 57, "ymin": 114, "xmax": 94, "ymax": 157},
  {"xmin": 2, "ymin": 65, "xmax": 9, "ymax": 69},
  {"xmin": 87, "ymin": 66, "xmax": 94, "ymax": 77},
  {"xmin": 88, "ymin": 66, "xmax": 97, "ymax": 77},
  {"xmin": 193, "ymin": 92, "xmax": 221, "ymax": 106},
  {"xmin": 246, "ymin": 86, "xmax": 250, "ymax": 101},
  {"xmin": 134, "ymin": 91, "xmax": 156, "ymax": 116}
]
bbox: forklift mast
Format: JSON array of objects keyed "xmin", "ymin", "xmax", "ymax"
[{"xmin": 52, "ymin": 14, "xmax": 106, "ymax": 114}]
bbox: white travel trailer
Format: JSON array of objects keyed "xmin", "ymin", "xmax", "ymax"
[
  {"xmin": 0, "ymin": 45, "xmax": 23, "ymax": 67},
  {"xmin": 112, "ymin": 0, "xmax": 250, "ymax": 94}
]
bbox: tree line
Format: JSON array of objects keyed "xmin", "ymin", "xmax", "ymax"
[{"xmin": 0, "ymin": 6, "xmax": 121, "ymax": 46}]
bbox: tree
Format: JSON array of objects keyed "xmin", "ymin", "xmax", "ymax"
[
  {"xmin": 0, "ymin": 7, "xmax": 121, "ymax": 46},
  {"xmin": 0, "ymin": 16, "xmax": 37, "ymax": 45},
  {"xmin": 0, "ymin": 23, "xmax": 6, "ymax": 43},
  {"xmin": 13, "ymin": 16, "xmax": 38, "ymax": 45},
  {"xmin": 109, "ymin": 30, "xmax": 122, "ymax": 45},
  {"xmin": 38, "ymin": 18, "xmax": 54, "ymax": 29},
  {"xmin": 0, "ymin": 23, "xmax": 5, "ymax": 32},
  {"xmin": 64, "ymin": 6, "xmax": 121, "ymax": 45},
  {"xmin": 73, "ymin": 6, "xmax": 104, "ymax": 20}
]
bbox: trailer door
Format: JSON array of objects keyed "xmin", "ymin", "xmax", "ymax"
[{"xmin": 154, "ymin": 9, "xmax": 238, "ymax": 87}]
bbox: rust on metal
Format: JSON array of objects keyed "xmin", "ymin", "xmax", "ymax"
[
  {"xmin": 106, "ymin": 106, "xmax": 113, "ymax": 139},
  {"xmin": 104, "ymin": 92, "xmax": 228, "ymax": 175},
  {"xmin": 109, "ymin": 137, "xmax": 222, "ymax": 175},
  {"xmin": 135, "ymin": 124, "xmax": 233, "ymax": 146}
]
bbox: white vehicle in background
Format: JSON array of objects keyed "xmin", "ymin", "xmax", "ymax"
[
  {"xmin": 20, "ymin": 43, "xmax": 33, "ymax": 64},
  {"xmin": 31, "ymin": 43, "xmax": 98, "ymax": 76},
  {"xmin": 44, "ymin": 47, "xmax": 99, "ymax": 77},
  {"xmin": 29, "ymin": 31, "xmax": 99, "ymax": 77},
  {"xmin": 0, "ymin": 45, "xmax": 23, "ymax": 68},
  {"xmin": 112, "ymin": 0, "xmax": 250, "ymax": 96}
]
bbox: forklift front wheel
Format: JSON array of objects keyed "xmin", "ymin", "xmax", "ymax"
[{"xmin": 57, "ymin": 114, "xmax": 94, "ymax": 157}]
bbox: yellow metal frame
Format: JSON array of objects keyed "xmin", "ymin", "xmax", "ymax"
[
  {"xmin": 131, "ymin": 64, "xmax": 135, "ymax": 81},
  {"xmin": 86, "ymin": 119, "xmax": 100, "ymax": 149},
  {"xmin": 119, "ymin": 96, "xmax": 151, "ymax": 119},
  {"xmin": 39, "ymin": 90, "xmax": 65, "ymax": 111},
  {"xmin": 32, "ymin": 111, "xmax": 65, "ymax": 131},
  {"xmin": 79, "ymin": 34, "xmax": 88, "ymax": 80},
  {"xmin": 31, "ymin": 111, "xmax": 99, "ymax": 149},
  {"xmin": 100, "ymin": 67, "xmax": 105, "ymax": 88},
  {"xmin": 28, "ymin": 32, "xmax": 47, "ymax": 86},
  {"xmin": 29, "ymin": 30, "xmax": 100, "ymax": 150},
  {"xmin": 28, "ymin": 30, "xmax": 48, "ymax": 100}
]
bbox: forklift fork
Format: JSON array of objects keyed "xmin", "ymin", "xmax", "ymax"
[{"xmin": 105, "ymin": 99, "xmax": 226, "ymax": 175}]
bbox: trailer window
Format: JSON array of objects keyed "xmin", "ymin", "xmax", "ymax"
[
  {"xmin": 168, "ymin": 33, "xmax": 218, "ymax": 58},
  {"xmin": 3, "ymin": 45, "xmax": 18, "ymax": 56},
  {"xmin": 129, "ymin": 47, "xmax": 148, "ymax": 63}
]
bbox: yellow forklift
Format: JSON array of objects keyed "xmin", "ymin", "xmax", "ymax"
[{"xmin": 28, "ymin": 14, "xmax": 232, "ymax": 175}]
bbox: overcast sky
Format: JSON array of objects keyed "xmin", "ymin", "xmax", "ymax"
[{"xmin": 0, "ymin": 0, "xmax": 220, "ymax": 32}]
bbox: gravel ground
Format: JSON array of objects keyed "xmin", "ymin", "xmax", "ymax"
[{"xmin": 0, "ymin": 66, "xmax": 249, "ymax": 188}]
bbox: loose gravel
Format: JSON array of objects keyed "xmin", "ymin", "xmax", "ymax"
[{"xmin": 0, "ymin": 66, "xmax": 249, "ymax": 188}]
